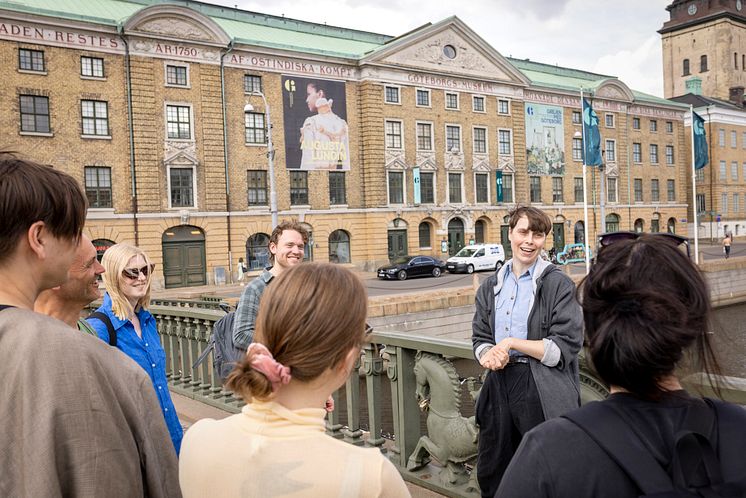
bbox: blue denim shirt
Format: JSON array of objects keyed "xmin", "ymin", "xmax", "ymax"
[
  {"xmin": 493, "ymin": 260, "xmax": 538, "ymax": 355},
  {"xmin": 90, "ymin": 293, "xmax": 183, "ymax": 455}
]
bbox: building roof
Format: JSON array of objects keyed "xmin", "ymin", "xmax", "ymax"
[{"xmin": 669, "ymin": 93, "xmax": 745, "ymax": 110}]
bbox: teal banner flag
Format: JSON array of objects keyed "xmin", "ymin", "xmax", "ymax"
[
  {"xmin": 582, "ymin": 98, "xmax": 603, "ymax": 166},
  {"xmin": 693, "ymin": 111, "xmax": 709, "ymax": 170},
  {"xmin": 495, "ymin": 170, "xmax": 503, "ymax": 203},
  {"xmin": 413, "ymin": 167, "xmax": 421, "ymax": 204}
]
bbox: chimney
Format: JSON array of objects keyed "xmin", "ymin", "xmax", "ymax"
[
  {"xmin": 729, "ymin": 86, "xmax": 745, "ymax": 107},
  {"xmin": 685, "ymin": 77, "xmax": 702, "ymax": 95}
]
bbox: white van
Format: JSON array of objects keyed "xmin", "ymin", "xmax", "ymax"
[{"xmin": 446, "ymin": 244, "xmax": 505, "ymax": 274}]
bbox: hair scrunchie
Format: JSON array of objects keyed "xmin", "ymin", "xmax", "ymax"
[{"xmin": 247, "ymin": 343, "xmax": 292, "ymax": 392}]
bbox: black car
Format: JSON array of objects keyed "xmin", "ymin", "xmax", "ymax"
[{"xmin": 377, "ymin": 255, "xmax": 447, "ymax": 280}]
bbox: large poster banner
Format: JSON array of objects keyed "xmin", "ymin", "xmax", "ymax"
[
  {"xmin": 281, "ymin": 76, "xmax": 350, "ymax": 170},
  {"xmin": 524, "ymin": 103, "xmax": 565, "ymax": 175}
]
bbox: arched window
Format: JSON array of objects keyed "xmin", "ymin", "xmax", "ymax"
[
  {"xmin": 667, "ymin": 217, "xmax": 676, "ymax": 234},
  {"xmin": 606, "ymin": 214, "xmax": 620, "ymax": 233},
  {"xmin": 418, "ymin": 222, "xmax": 431, "ymax": 248},
  {"xmin": 91, "ymin": 238, "xmax": 115, "ymax": 263},
  {"xmin": 475, "ymin": 219, "xmax": 486, "ymax": 244},
  {"xmin": 634, "ymin": 219, "xmax": 644, "ymax": 233},
  {"xmin": 700, "ymin": 54, "xmax": 708, "ymax": 72},
  {"xmin": 574, "ymin": 221, "xmax": 585, "ymax": 244},
  {"xmin": 683, "ymin": 58, "xmax": 690, "ymax": 75},
  {"xmin": 246, "ymin": 233, "xmax": 270, "ymax": 270},
  {"xmin": 328, "ymin": 230, "xmax": 350, "ymax": 263}
]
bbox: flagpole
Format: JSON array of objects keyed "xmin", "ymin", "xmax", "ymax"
[
  {"xmin": 581, "ymin": 88, "xmax": 591, "ymax": 273},
  {"xmin": 690, "ymin": 105, "xmax": 699, "ymax": 264}
]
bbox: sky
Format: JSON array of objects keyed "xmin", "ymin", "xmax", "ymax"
[{"xmin": 213, "ymin": 0, "xmax": 672, "ymax": 97}]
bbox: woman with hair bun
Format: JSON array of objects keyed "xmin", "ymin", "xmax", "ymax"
[
  {"xmin": 179, "ymin": 263, "xmax": 410, "ymax": 498},
  {"xmin": 497, "ymin": 233, "xmax": 746, "ymax": 497}
]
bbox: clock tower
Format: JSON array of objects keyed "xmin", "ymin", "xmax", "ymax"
[{"xmin": 660, "ymin": 0, "xmax": 746, "ymax": 99}]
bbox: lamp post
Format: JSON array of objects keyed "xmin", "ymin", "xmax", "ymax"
[{"xmin": 244, "ymin": 93, "xmax": 278, "ymax": 228}]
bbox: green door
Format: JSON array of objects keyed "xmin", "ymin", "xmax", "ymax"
[
  {"xmin": 447, "ymin": 218, "xmax": 465, "ymax": 256},
  {"xmin": 162, "ymin": 225, "xmax": 207, "ymax": 288},
  {"xmin": 501, "ymin": 224, "xmax": 512, "ymax": 259},
  {"xmin": 387, "ymin": 230, "xmax": 407, "ymax": 261},
  {"xmin": 552, "ymin": 223, "xmax": 565, "ymax": 251}
]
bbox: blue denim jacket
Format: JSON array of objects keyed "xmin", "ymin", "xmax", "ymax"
[{"xmin": 90, "ymin": 293, "xmax": 183, "ymax": 455}]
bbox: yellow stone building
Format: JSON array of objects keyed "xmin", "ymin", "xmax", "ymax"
[{"xmin": 1, "ymin": 0, "xmax": 689, "ymax": 287}]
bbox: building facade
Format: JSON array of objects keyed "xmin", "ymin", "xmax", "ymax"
[{"xmin": 1, "ymin": 0, "xmax": 689, "ymax": 287}]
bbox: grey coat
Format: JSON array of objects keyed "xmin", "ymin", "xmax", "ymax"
[{"xmin": 472, "ymin": 258, "xmax": 584, "ymax": 420}]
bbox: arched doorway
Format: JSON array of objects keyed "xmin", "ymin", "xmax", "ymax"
[
  {"xmin": 448, "ymin": 218, "xmax": 465, "ymax": 255},
  {"xmin": 418, "ymin": 221, "xmax": 432, "ymax": 249},
  {"xmin": 474, "ymin": 219, "xmax": 486, "ymax": 244},
  {"xmin": 246, "ymin": 233, "xmax": 270, "ymax": 271},
  {"xmin": 387, "ymin": 219, "xmax": 408, "ymax": 261},
  {"xmin": 605, "ymin": 214, "xmax": 620, "ymax": 233},
  {"xmin": 501, "ymin": 215, "xmax": 511, "ymax": 258},
  {"xmin": 634, "ymin": 219, "xmax": 644, "ymax": 233},
  {"xmin": 574, "ymin": 221, "xmax": 585, "ymax": 244},
  {"xmin": 552, "ymin": 216, "xmax": 566, "ymax": 250},
  {"xmin": 651, "ymin": 213, "xmax": 660, "ymax": 233},
  {"xmin": 162, "ymin": 225, "xmax": 206, "ymax": 288},
  {"xmin": 667, "ymin": 217, "xmax": 676, "ymax": 234},
  {"xmin": 328, "ymin": 230, "xmax": 351, "ymax": 263}
]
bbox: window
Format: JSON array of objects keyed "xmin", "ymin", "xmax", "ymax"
[
  {"xmin": 169, "ymin": 167, "xmax": 194, "ymax": 207},
  {"xmin": 247, "ymin": 170, "xmax": 267, "ymax": 206},
  {"xmin": 388, "ymin": 171, "xmax": 404, "ymax": 204},
  {"xmin": 700, "ymin": 54, "xmax": 708, "ymax": 72},
  {"xmin": 19, "ymin": 95, "xmax": 50, "ymax": 133},
  {"xmin": 606, "ymin": 214, "xmax": 620, "ymax": 233},
  {"xmin": 475, "ymin": 220, "xmax": 485, "ymax": 244},
  {"xmin": 651, "ymin": 179, "xmax": 660, "ymax": 202},
  {"xmin": 416, "ymin": 89, "xmax": 430, "ymax": 107},
  {"xmin": 732, "ymin": 131, "xmax": 738, "ymax": 148},
  {"xmin": 329, "ymin": 171, "xmax": 346, "ymax": 205},
  {"xmin": 475, "ymin": 173, "xmax": 489, "ymax": 203},
  {"xmin": 719, "ymin": 129, "xmax": 725, "ymax": 147},
  {"xmin": 732, "ymin": 161, "xmax": 739, "ymax": 181},
  {"xmin": 632, "ymin": 117, "xmax": 640, "ymax": 129},
  {"xmin": 683, "ymin": 58, "xmax": 690, "ymax": 75},
  {"xmin": 416, "ymin": 122, "xmax": 432, "ymax": 150},
  {"xmin": 572, "ymin": 110, "xmax": 581, "ymax": 124},
  {"xmin": 633, "ymin": 143, "xmax": 642, "ymax": 163},
  {"xmin": 290, "ymin": 171, "xmax": 309, "ymax": 205},
  {"xmin": 651, "ymin": 219, "xmax": 659, "ymax": 233},
  {"xmin": 81, "ymin": 100, "xmax": 109, "ymax": 136},
  {"xmin": 743, "ymin": 162, "xmax": 746, "ymax": 180},
  {"xmin": 328, "ymin": 230, "xmax": 350, "ymax": 264},
  {"xmin": 574, "ymin": 177, "xmax": 584, "ymax": 203},
  {"xmin": 722, "ymin": 193, "xmax": 728, "ymax": 213},
  {"xmin": 385, "ymin": 120, "xmax": 402, "ymax": 149},
  {"xmin": 84, "ymin": 166, "xmax": 112, "ymax": 208},
  {"xmin": 418, "ymin": 222, "xmax": 431, "ymax": 248},
  {"xmin": 473, "ymin": 96, "xmax": 485, "ymax": 112},
  {"xmin": 607, "ymin": 177, "xmax": 617, "ymax": 203},
  {"xmin": 498, "ymin": 129, "xmax": 512, "ymax": 155},
  {"xmin": 246, "ymin": 233, "xmax": 270, "ymax": 270},
  {"xmin": 650, "ymin": 120, "xmax": 658, "ymax": 132},
  {"xmin": 666, "ymin": 145, "xmax": 674, "ymax": 165},
  {"xmin": 19, "ymin": 48, "xmax": 44, "ymax": 72},
  {"xmin": 529, "ymin": 176, "xmax": 541, "ymax": 203},
  {"xmin": 742, "ymin": 132, "xmax": 746, "ymax": 149},
  {"xmin": 503, "ymin": 173, "xmax": 514, "ymax": 203},
  {"xmin": 498, "ymin": 99, "xmax": 510, "ymax": 115},
  {"xmin": 384, "ymin": 86, "xmax": 399, "ymax": 104},
  {"xmin": 446, "ymin": 125, "xmax": 461, "ymax": 152},
  {"xmin": 650, "ymin": 144, "xmax": 659, "ymax": 164},
  {"xmin": 552, "ymin": 177, "xmax": 563, "ymax": 203},
  {"xmin": 734, "ymin": 193, "xmax": 740, "ymax": 214},
  {"xmin": 696, "ymin": 168, "xmax": 705, "ymax": 182},
  {"xmin": 473, "ymin": 127, "xmax": 487, "ymax": 154},
  {"xmin": 81, "ymin": 56, "xmax": 104, "ymax": 78},
  {"xmin": 445, "ymin": 92, "xmax": 459, "ymax": 110},
  {"xmin": 166, "ymin": 65, "xmax": 187, "ymax": 86},
  {"xmin": 667, "ymin": 179, "xmax": 675, "ymax": 202},
  {"xmin": 720, "ymin": 160, "xmax": 727, "ymax": 179},
  {"xmin": 420, "ymin": 172, "xmax": 434, "ymax": 204},
  {"xmin": 634, "ymin": 178, "xmax": 643, "ymax": 202},
  {"xmin": 166, "ymin": 105, "xmax": 191, "ymax": 139},
  {"xmin": 572, "ymin": 138, "xmax": 583, "ymax": 161},
  {"xmin": 244, "ymin": 74, "xmax": 262, "ymax": 94},
  {"xmin": 605, "ymin": 114, "xmax": 614, "ymax": 128},
  {"xmin": 696, "ymin": 194, "xmax": 706, "ymax": 214},
  {"xmin": 666, "ymin": 121, "xmax": 673, "ymax": 133},
  {"xmin": 605, "ymin": 139, "xmax": 616, "ymax": 162},
  {"xmin": 448, "ymin": 173, "xmax": 462, "ymax": 204},
  {"xmin": 245, "ymin": 112, "xmax": 266, "ymax": 144}
]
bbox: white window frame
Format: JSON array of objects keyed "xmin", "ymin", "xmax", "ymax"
[
  {"xmin": 665, "ymin": 145, "xmax": 675, "ymax": 165},
  {"xmin": 164, "ymin": 61, "xmax": 190, "ymax": 88},
  {"xmin": 447, "ymin": 171, "xmax": 465, "ymax": 205},
  {"xmin": 732, "ymin": 161, "xmax": 739, "ymax": 181},
  {"xmin": 650, "ymin": 144, "xmax": 659, "ymax": 165},
  {"xmin": 445, "ymin": 91, "xmax": 460, "ymax": 111},
  {"xmin": 415, "ymin": 88, "xmax": 431, "ymax": 108},
  {"xmin": 166, "ymin": 164, "xmax": 198, "ymax": 210},
  {"xmin": 607, "ymin": 177, "xmax": 618, "ymax": 203},
  {"xmin": 415, "ymin": 120, "xmax": 434, "ymax": 151},
  {"xmin": 445, "ymin": 123, "xmax": 463, "ymax": 153},
  {"xmin": 80, "ymin": 99, "xmax": 111, "ymax": 139},
  {"xmin": 472, "ymin": 126, "xmax": 489, "ymax": 155},
  {"xmin": 572, "ymin": 137, "xmax": 583, "ymax": 161},
  {"xmin": 501, "ymin": 173, "xmax": 515, "ymax": 203},
  {"xmin": 604, "ymin": 113, "xmax": 615, "ymax": 128},
  {"xmin": 633, "ymin": 142, "xmax": 642, "ymax": 164},
  {"xmin": 497, "ymin": 98, "xmax": 511, "ymax": 116},
  {"xmin": 164, "ymin": 102, "xmax": 194, "ymax": 141},
  {"xmin": 498, "ymin": 128, "xmax": 513, "ymax": 156},
  {"xmin": 667, "ymin": 179, "xmax": 676, "ymax": 202},
  {"xmin": 418, "ymin": 170, "xmax": 437, "ymax": 205},
  {"xmin": 387, "ymin": 170, "xmax": 406, "ymax": 205},
  {"xmin": 474, "ymin": 172, "xmax": 490, "ymax": 205},
  {"xmin": 720, "ymin": 160, "xmax": 727, "ymax": 180},
  {"xmin": 605, "ymin": 139, "xmax": 616, "ymax": 163},
  {"xmin": 472, "ymin": 95, "xmax": 486, "ymax": 113},
  {"xmin": 80, "ymin": 55, "xmax": 105, "ymax": 80},
  {"xmin": 384, "ymin": 119, "xmax": 404, "ymax": 150},
  {"xmin": 384, "ymin": 85, "xmax": 401, "ymax": 105},
  {"xmin": 551, "ymin": 176, "xmax": 564, "ymax": 204},
  {"xmin": 732, "ymin": 130, "xmax": 738, "ymax": 148}
]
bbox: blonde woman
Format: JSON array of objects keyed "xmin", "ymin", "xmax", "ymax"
[
  {"xmin": 179, "ymin": 263, "xmax": 410, "ymax": 498},
  {"xmin": 88, "ymin": 243, "xmax": 183, "ymax": 455}
]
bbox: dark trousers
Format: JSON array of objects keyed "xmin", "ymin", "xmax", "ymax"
[{"xmin": 475, "ymin": 364, "xmax": 545, "ymax": 498}]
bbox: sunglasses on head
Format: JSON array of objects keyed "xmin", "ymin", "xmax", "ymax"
[
  {"xmin": 122, "ymin": 264, "xmax": 156, "ymax": 279},
  {"xmin": 597, "ymin": 231, "xmax": 690, "ymax": 258}
]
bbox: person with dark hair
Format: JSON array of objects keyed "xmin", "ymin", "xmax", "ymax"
[
  {"xmin": 471, "ymin": 205, "xmax": 583, "ymax": 497},
  {"xmin": 232, "ymin": 221, "xmax": 308, "ymax": 349},
  {"xmin": 497, "ymin": 233, "xmax": 746, "ymax": 497},
  {"xmin": 179, "ymin": 263, "xmax": 410, "ymax": 497},
  {"xmin": 0, "ymin": 153, "xmax": 180, "ymax": 497}
]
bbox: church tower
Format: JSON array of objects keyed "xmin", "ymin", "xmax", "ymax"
[{"xmin": 660, "ymin": 0, "xmax": 746, "ymax": 100}]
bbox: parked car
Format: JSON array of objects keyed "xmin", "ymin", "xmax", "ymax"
[
  {"xmin": 446, "ymin": 244, "xmax": 505, "ymax": 274},
  {"xmin": 556, "ymin": 243, "xmax": 592, "ymax": 265},
  {"xmin": 377, "ymin": 255, "xmax": 447, "ymax": 280}
]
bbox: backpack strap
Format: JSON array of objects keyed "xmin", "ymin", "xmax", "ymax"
[
  {"xmin": 87, "ymin": 312, "xmax": 117, "ymax": 347},
  {"xmin": 0, "ymin": 305, "xmax": 15, "ymax": 312},
  {"xmin": 192, "ymin": 341, "xmax": 214, "ymax": 370}
]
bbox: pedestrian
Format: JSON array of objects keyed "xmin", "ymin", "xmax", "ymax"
[
  {"xmin": 88, "ymin": 243, "xmax": 184, "ymax": 455},
  {"xmin": 497, "ymin": 232, "xmax": 746, "ymax": 497},
  {"xmin": 723, "ymin": 233, "xmax": 732, "ymax": 259},
  {"xmin": 179, "ymin": 263, "xmax": 411, "ymax": 498},
  {"xmin": 0, "ymin": 153, "xmax": 180, "ymax": 497},
  {"xmin": 471, "ymin": 205, "xmax": 583, "ymax": 497},
  {"xmin": 237, "ymin": 256, "xmax": 247, "ymax": 285}
]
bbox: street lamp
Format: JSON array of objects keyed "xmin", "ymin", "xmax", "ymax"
[{"xmin": 244, "ymin": 94, "xmax": 278, "ymax": 228}]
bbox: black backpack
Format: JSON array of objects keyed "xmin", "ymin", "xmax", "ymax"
[
  {"xmin": 563, "ymin": 398, "xmax": 746, "ymax": 497},
  {"xmin": 87, "ymin": 311, "xmax": 117, "ymax": 347},
  {"xmin": 192, "ymin": 303, "xmax": 247, "ymax": 384}
]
